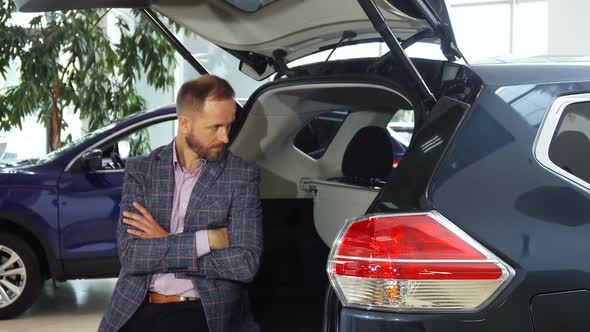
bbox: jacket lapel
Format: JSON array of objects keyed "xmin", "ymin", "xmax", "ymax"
[
  {"xmin": 153, "ymin": 142, "xmax": 175, "ymax": 232},
  {"xmin": 184, "ymin": 158, "xmax": 226, "ymax": 227}
]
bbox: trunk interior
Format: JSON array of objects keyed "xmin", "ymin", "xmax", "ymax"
[
  {"xmin": 230, "ymin": 77, "xmax": 417, "ymax": 331},
  {"xmin": 251, "ymin": 199, "xmax": 327, "ymax": 331}
]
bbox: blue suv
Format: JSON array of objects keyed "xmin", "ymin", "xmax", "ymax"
[
  {"xmin": 0, "ymin": 106, "xmax": 178, "ymax": 318},
  {"xmin": 4, "ymin": 0, "xmax": 590, "ymax": 331}
]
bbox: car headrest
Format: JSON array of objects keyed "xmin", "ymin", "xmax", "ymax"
[
  {"xmin": 549, "ymin": 130, "xmax": 590, "ymax": 183},
  {"xmin": 342, "ymin": 126, "xmax": 393, "ymax": 180}
]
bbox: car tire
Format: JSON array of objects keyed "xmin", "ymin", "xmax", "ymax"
[{"xmin": 0, "ymin": 233, "xmax": 42, "ymax": 319}]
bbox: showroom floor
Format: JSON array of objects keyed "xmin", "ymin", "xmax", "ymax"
[{"xmin": 1, "ymin": 279, "xmax": 117, "ymax": 332}]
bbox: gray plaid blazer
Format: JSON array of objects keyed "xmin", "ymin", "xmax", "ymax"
[{"xmin": 99, "ymin": 141, "xmax": 263, "ymax": 332}]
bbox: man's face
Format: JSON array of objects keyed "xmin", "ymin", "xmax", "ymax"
[{"xmin": 183, "ymin": 98, "xmax": 236, "ymax": 162}]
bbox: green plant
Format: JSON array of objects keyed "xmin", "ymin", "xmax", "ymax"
[{"xmin": 0, "ymin": 1, "xmax": 182, "ymax": 151}]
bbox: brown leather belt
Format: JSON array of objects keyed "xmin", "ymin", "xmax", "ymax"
[{"xmin": 148, "ymin": 292, "xmax": 200, "ymax": 304}]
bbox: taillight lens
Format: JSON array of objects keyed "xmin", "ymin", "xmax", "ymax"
[{"xmin": 327, "ymin": 212, "xmax": 514, "ymax": 312}]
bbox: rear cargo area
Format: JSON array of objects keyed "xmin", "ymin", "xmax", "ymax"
[{"xmin": 231, "ymin": 78, "xmax": 416, "ymax": 331}]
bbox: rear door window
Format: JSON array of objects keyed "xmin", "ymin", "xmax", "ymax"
[
  {"xmin": 388, "ymin": 109, "xmax": 414, "ymax": 167},
  {"xmin": 543, "ymin": 100, "xmax": 590, "ymax": 186},
  {"xmin": 294, "ymin": 110, "xmax": 350, "ymax": 159},
  {"xmin": 388, "ymin": 109, "xmax": 414, "ymax": 146}
]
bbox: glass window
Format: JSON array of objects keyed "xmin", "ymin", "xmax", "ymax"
[
  {"xmin": 388, "ymin": 109, "xmax": 414, "ymax": 147},
  {"xmin": 405, "ymin": 42, "xmax": 447, "ymax": 61},
  {"xmin": 31, "ymin": 121, "xmax": 120, "ymax": 166},
  {"xmin": 448, "ymin": 2, "xmax": 511, "ymax": 60},
  {"xmin": 387, "ymin": 110, "xmax": 414, "ymax": 168},
  {"xmin": 512, "ymin": 1, "xmax": 548, "ymax": 57},
  {"xmin": 181, "ymin": 34, "xmax": 270, "ymax": 104},
  {"xmin": 98, "ymin": 119, "xmax": 177, "ymax": 170},
  {"xmin": 548, "ymin": 102, "xmax": 590, "ymax": 184},
  {"xmin": 0, "ymin": 136, "xmax": 8, "ymax": 162},
  {"xmin": 294, "ymin": 110, "xmax": 350, "ymax": 159},
  {"xmin": 224, "ymin": 0, "xmax": 279, "ymax": 12},
  {"xmin": 126, "ymin": 119, "xmax": 178, "ymax": 158}
]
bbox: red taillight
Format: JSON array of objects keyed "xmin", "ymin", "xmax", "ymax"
[
  {"xmin": 393, "ymin": 158, "xmax": 401, "ymax": 168},
  {"xmin": 328, "ymin": 212, "xmax": 514, "ymax": 312},
  {"xmin": 337, "ymin": 215, "xmax": 485, "ymax": 260},
  {"xmin": 333, "ymin": 261, "xmax": 503, "ymax": 280}
]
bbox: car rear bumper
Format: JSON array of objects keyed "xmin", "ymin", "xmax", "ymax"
[{"xmin": 337, "ymin": 307, "xmax": 535, "ymax": 332}]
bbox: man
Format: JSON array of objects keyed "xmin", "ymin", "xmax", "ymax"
[{"xmin": 99, "ymin": 75, "xmax": 263, "ymax": 332}]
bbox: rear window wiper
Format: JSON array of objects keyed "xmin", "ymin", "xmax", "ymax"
[{"xmin": 324, "ymin": 31, "xmax": 358, "ymax": 63}]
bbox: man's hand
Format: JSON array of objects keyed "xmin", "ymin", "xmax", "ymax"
[
  {"xmin": 123, "ymin": 201, "xmax": 170, "ymax": 239},
  {"xmin": 208, "ymin": 228, "xmax": 229, "ymax": 250}
]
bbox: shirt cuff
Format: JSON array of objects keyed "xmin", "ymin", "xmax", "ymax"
[{"xmin": 195, "ymin": 230, "xmax": 211, "ymax": 257}]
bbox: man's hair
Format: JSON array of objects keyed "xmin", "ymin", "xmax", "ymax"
[{"xmin": 176, "ymin": 75, "xmax": 235, "ymax": 115}]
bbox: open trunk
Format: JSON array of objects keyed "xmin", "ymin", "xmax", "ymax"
[
  {"xmin": 230, "ymin": 77, "xmax": 416, "ymax": 330},
  {"xmin": 231, "ymin": 68, "xmax": 478, "ymax": 330}
]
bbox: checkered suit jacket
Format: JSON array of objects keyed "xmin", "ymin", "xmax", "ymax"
[{"xmin": 99, "ymin": 141, "xmax": 263, "ymax": 332}]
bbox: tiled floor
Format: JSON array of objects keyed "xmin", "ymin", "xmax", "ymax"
[{"xmin": 0, "ymin": 279, "xmax": 117, "ymax": 332}]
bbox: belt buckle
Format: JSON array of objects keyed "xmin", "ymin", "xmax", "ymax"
[{"xmin": 179, "ymin": 296, "xmax": 188, "ymax": 302}]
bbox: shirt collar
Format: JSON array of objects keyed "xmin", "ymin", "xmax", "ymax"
[
  {"xmin": 173, "ymin": 138, "xmax": 180, "ymax": 170},
  {"xmin": 173, "ymin": 138, "xmax": 206, "ymax": 174}
]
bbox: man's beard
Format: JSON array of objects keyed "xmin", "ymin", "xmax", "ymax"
[{"xmin": 185, "ymin": 133, "xmax": 228, "ymax": 162}]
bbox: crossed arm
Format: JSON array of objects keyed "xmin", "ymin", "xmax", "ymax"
[
  {"xmin": 122, "ymin": 202, "xmax": 229, "ymax": 250},
  {"xmin": 116, "ymin": 160, "xmax": 263, "ymax": 283}
]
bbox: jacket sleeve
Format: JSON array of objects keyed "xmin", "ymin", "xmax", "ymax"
[
  {"xmin": 191, "ymin": 165, "xmax": 263, "ymax": 283},
  {"xmin": 117, "ymin": 158, "xmax": 209, "ymax": 275}
]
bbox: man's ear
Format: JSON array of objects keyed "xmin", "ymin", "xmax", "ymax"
[{"xmin": 178, "ymin": 113, "xmax": 190, "ymax": 134}]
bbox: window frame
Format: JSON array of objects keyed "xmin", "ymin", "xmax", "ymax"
[
  {"xmin": 534, "ymin": 93, "xmax": 590, "ymax": 191},
  {"xmin": 293, "ymin": 110, "xmax": 351, "ymax": 160},
  {"xmin": 65, "ymin": 114, "xmax": 177, "ymax": 173}
]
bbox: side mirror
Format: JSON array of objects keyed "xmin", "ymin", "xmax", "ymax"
[
  {"xmin": 81, "ymin": 149, "xmax": 103, "ymax": 171},
  {"xmin": 117, "ymin": 140, "xmax": 131, "ymax": 159}
]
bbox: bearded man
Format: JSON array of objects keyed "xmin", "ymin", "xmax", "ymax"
[{"xmin": 99, "ymin": 75, "xmax": 263, "ymax": 332}]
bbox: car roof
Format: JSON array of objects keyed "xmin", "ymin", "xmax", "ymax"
[
  {"xmin": 471, "ymin": 60, "xmax": 590, "ymax": 86},
  {"xmin": 472, "ymin": 55, "xmax": 590, "ymax": 65}
]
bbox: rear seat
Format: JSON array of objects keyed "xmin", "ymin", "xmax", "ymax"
[{"xmin": 301, "ymin": 126, "xmax": 393, "ymax": 246}]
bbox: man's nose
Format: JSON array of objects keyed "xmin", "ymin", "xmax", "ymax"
[{"xmin": 218, "ymin": 127, "xmax": 230, "ymax": 144}]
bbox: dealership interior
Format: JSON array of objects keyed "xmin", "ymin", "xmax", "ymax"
[{"xmin": 1, "ymin": 0, "xmax": 589, "ymax": 331}]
